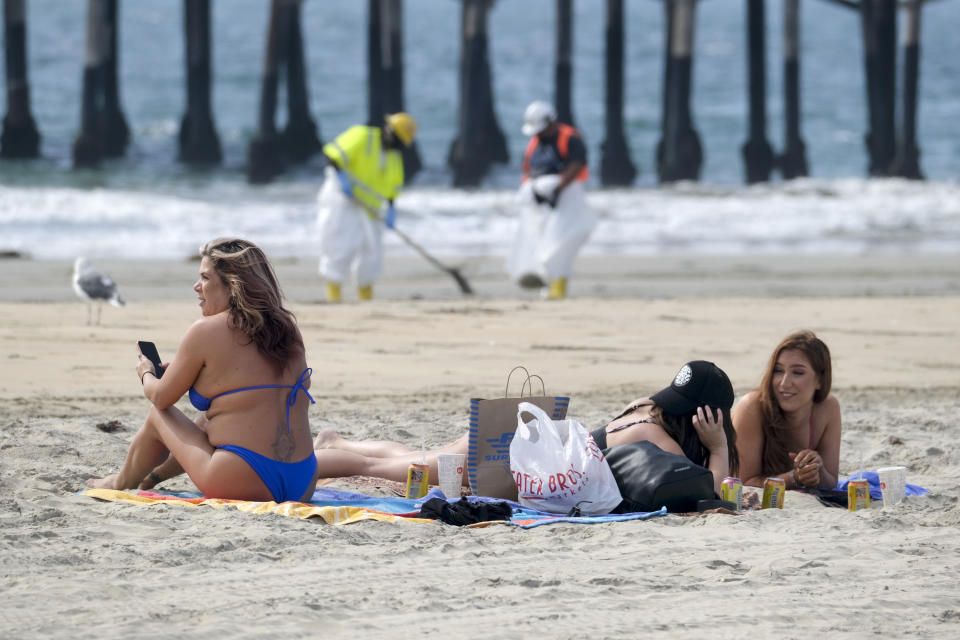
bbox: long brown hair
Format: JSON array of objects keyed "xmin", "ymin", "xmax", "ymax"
[
  {"xmin": 757, "ymin": 330, "xmax": 832, "ymax": 475},
  {"xmin": 650, "ymin": 405, "xmax": 740, "ymax": 477},
  {"xmin": 200, "ymin": 238, "xmax": 302, "ymax": 372}
]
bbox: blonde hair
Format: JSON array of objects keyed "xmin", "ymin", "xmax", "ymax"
[{"xmin": 199, "ymin": 238, "xmax": 302, "ymax": 371}]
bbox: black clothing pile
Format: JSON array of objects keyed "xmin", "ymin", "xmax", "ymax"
[{"xmin": 416, "ymin": 498, "xmax": 514, "ymax": 526}]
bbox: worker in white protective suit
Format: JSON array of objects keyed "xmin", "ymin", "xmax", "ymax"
[
  {"xmin": 317, "ymin": 113, "xmax": 417, "ymax": 302},
  {"xmin": 507, "ymin": 101, "xmax": 595, "ymax": 300}
]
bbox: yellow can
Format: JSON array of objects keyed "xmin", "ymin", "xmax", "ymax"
[
  {"xmin": 761, "ymin": 477, "xmax": 786, "ymax": 509},
  {"xmin": 848, "ymin": 478, "xmax": 871, "ymax": 511},
  {"xmin": 405, "ymin": 462, "xmax": 430, "ymax": 499},
  {"xmin": 720, "ymin": 477, "xmax": 743, "ymax": 509}
]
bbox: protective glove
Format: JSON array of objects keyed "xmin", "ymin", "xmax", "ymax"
[
  {"xmin": 384, "ymin": 202, "xmax": 397, "ymax": 229},
  {"xmin": 337, "ymin": 171, "xmax": 353, "ymax": 198},
  {"xmin": 545, "ymin": 187, "xmax": 560, "ymax": 209}
]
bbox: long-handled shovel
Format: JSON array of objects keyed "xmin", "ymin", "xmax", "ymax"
[
  {"xmin": 358, "ymin": 200, "xmax": 473, "ymax": 295},
  {"xmin": 388, "ymin": 224, "xmax": 474, "ymax": 295}
]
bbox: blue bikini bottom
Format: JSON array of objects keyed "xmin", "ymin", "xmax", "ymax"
[{"xmin": 218, "ymin": 445, "xmax": 317, "ymax": 503}]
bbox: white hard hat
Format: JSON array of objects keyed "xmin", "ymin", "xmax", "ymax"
[{"xmin": 522, "ymin": 100, "xmax": 557, "ymax": 136}]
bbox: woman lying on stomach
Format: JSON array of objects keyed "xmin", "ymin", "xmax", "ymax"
[
  {"xmin": 314, "ymin": 360, "xmax": 739, "ymax": 496},
  {"xmin": 732, "ymin": 330, "xmax": 841, "ymax": 490},
  {"xmin": 590, "ymin": 360, "xmax": 739, "ymax": 495}
]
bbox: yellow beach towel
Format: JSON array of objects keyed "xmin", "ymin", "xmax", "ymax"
[{"xmin": 82, "ymin": 488, "xmax": 436, "ymax": 526}]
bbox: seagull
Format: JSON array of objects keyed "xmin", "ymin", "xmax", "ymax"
[{"xmin": 72, "ymin": 257, "xmax": 125, "ymax": 325}]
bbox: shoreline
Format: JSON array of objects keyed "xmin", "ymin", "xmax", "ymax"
[{"xmin": 2, "ymin": 252, "xmax": 958, "ymax": 303}]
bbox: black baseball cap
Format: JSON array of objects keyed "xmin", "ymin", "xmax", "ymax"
[{"xmin": 650, "ymin": 361, "xmax": 734, "ymax": 416}]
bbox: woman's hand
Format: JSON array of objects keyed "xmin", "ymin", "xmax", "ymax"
[
  {"xmin": 789, "ymin": 449, "xmax": 822, "ymax": 488},
  {"xmin": 693, "ymin": 405, "xmax": 727, "ymax": 453},
  {"xmin": 136, "ymin": 354, "xmax": 158, "ymax": 384}
]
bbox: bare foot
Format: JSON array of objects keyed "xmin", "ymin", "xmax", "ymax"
[
  {"xmin": 313, "ymin": 428, "xmax": 342, "ymax": 450},
  {"xmin": 86, "ymin": 473, "xmax": 121, "ymax": 490}
]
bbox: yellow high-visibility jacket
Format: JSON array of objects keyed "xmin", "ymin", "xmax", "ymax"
[{"xmin": 324, "ymin": 125, "xmax": 404, "ymax": 212}]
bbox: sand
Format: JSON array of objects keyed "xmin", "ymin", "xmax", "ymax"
[{"xmin": 1, "ymin": 253, "xmax": 959, "ymax": 639}]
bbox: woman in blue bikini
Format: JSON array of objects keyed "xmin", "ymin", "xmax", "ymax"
[
  {"xmin": 86, "ymin": 238, "xmax": 318, "ymax": 503},
  {"xmin": 732, "ymin": 330, "xmax": 842, "ymax": 490}
]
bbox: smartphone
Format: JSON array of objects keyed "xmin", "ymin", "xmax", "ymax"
[{"xmin": 137, "ymin": 341, "xmax": 164, "ymax": 379}]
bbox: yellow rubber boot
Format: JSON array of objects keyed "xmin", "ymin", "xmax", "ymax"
[
  {"xmin": 357, "ymin": 284, "xmax": 374, "ymax": 301},
  {"xmin": 325, "ymin": 281, "xmax": 342, "ymax": 303},
  {"xmin": 547, "ymin": 277, "xmax": 567, "ymax": 300}
]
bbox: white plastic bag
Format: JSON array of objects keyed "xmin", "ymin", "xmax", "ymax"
[{"xmin": 509, "ymin": 402, "xmax": 622, "ymax": 515}]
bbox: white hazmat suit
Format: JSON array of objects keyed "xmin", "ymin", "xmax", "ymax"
[
  {"xmin": 507, "ymin": 174, "xmax": 596, "ymax": 289},
  {"xmin": 316, "ymin": 165, "xmax": 384, "ymax": 287}
]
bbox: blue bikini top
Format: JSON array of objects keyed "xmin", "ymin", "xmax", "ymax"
[{"xmin": 189, "ymin": 368, "xmax": 315, "ymax": 432}]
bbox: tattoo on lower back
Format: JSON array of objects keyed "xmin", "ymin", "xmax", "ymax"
[{"xmin": 272, "ymin": 427, "xmax": 296, "ymax": 462}]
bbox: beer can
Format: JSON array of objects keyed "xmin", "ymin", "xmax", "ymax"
[
  {"xmin": 761, "ymin": 477, "xmax": 786, "ymax": 509},
  {"xmin": 720, "ymin": 477, "xmax": 743, "ymax": 510},
  {"xmin": 848, "ymin": 478, "xmax": 871, "ymax": 511},
  {"xmin": 405, "ymin": 462, "xmax": 430, "ymax": 499}
]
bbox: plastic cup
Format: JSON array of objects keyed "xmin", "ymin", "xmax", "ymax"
[
  {"xmin": 437, "ymin": 453, "xmax": 466, "ymax": 499},
  {"xmin": 877, "ymin": 466, "xmax": 907, "ymax": 507}
]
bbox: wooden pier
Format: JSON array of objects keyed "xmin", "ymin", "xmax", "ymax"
[{"xmin": 0, "ymin": 0, "xmax": 946, "ymax": 185}]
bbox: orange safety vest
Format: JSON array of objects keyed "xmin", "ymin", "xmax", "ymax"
[{"xmin": 522, "ymin": 123, "xmax": 589, "ymax": 182}]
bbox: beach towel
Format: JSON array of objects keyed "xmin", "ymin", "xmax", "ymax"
[
  {"xmin": 82, "ymin": 487, "xmax": 669, "ymax": 528},
  {"xmin": 508, "ymin": 505, "xmax": 667, "ymax": 528},
  {"xmin": 82, "ymin": 487, "xmax": 436, "ymax": 525}
]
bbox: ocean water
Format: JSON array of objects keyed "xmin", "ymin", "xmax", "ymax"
[{"xmin": 1, "ymin": 0, "xmax": 958, "ymax": 259}]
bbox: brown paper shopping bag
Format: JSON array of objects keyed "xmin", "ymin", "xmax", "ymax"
[{"xmin": 466, "ymin": 367, "xmax": 570, "ymax": 500}]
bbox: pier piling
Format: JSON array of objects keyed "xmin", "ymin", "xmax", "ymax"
[
  {"xmin": 179, "ymin": 0, "xmax": 222, "ymax": 165},
  {"xmin": 1, "ymin": 0, "xmax": 40, "ymax": 159},
  {"xmin": 860, "ymin": 0, "xmax": 897, "ymax": 176},
  {"xmin": 368, "ymin": 0, "xmax": 420, "ymax": 180},
  {"xmin": 73, "ymin": 0, "xmax": 108, "ymax": 167},
  {"xmin": 247, "ymin": 0, "xmax": 289, "ymax": 184},
  {"xmin": 554, "ymin": 0, "xmax": 574, "ymax": 126},
  {"xmin": 779, "ymin": 0, "xmax": 808, "ymax": 179},
  {"xmin": 100, "ymin": 0, "xmax": 128, "ymax": 157},
  {"xmin": 657, "ymin": 0, "xmax": 702, "ymax": 183},
  {"xmin": 448, "ymin": 0, "xmax": 508, "ymax": 187},
  {"xmin": 894, "ymin": 0, "xmax": 923, "ymax": 179},
  {"xmin": 599, "ymin": 0, "xmax": 637, "ymax": 186},
  {"xmin": 280, "ymin": 0, "xmax": 321, "ymax": 164},
  {"xmin": 741, "ymin": 0, "xmax": 774, "ymax": 184},
  {"xmin": 73, "ymin": 0, "xmax": 128, "ymax": 167}
]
